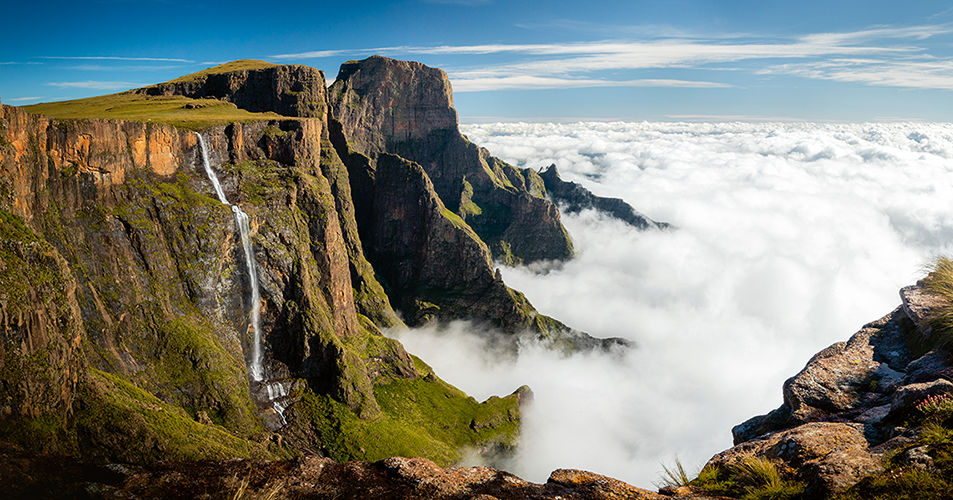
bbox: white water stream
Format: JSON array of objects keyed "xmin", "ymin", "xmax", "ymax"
[{"xmin": 195, "ymin": 133, "xmax": 287, "ymax": 426}]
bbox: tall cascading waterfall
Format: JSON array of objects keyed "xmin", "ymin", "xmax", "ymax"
[{"xmin": 195, "ymin": 133, "xmax": 290, "ymax": 427}]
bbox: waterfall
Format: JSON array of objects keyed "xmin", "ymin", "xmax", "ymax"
[
  {"xmin": 234, "ymin": 208, "xmax": 264, "ymax": 382},
  {"xmin": 195, "ymin": 133, "xmax": 264, "ymax": 381}
]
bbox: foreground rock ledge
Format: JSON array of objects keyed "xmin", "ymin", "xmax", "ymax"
[{"xmin": 2, "ymin": 443, "xmax": 728, "ymax": 500}]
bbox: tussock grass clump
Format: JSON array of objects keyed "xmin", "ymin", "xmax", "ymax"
[
  {"xmin": 655, "ymin": 457, "xmax": 692, "ymax": 488},
  {"xmin": 690, "ymin": 456, "xmax": 805, "ymax": 500},
  {"xmin": 921, "ymin": 256, "xmax": 953, "ymax": 351}
]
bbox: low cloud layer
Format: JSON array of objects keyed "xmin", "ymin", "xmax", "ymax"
[{"xmin": 390, "ymin": 122, "xmax": 953, "ymax": 487}]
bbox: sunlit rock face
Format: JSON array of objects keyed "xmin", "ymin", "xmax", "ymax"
[{"xmin": 712, "ymin": 283, "xmax": 953, "ymax": 497}]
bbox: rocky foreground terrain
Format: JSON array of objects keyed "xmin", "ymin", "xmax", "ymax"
[{"xmin": 2, "ymin": 57, "xmax": 952, "ymax": 499}]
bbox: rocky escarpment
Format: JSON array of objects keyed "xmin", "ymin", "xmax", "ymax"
[
  {"xmin": 326, "ymin": 57, "xmax": 625, "ymax": 348},
  {"xmin": 134, "ymin": 60, "xmax": 327, "ymax": 118},
  {"xmin": 539, "ymin": 165, "xmax": 669, "ymax": 230},
  {"xmin": 0, "ymin": 79, "xmax": 521, "ymax": 467},
  {"xmin": 705, "ymin": 282, "xmax": 953, "ymax": 498},
  {"xmin": 1, "ymin": 54, "xmax": 642, "ymax": 473}
]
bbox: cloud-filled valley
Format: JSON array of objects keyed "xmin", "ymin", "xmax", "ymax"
[{"xmin": 388, "ymin": 121, "xmax": 953, "ymax": 487}]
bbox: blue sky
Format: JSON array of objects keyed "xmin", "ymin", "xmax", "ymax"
[{"xmin": 2, "ymin": 0, "xmax": 952, "ymax": 122}]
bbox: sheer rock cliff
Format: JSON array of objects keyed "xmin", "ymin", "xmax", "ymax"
[{"xmin": 0, "ymin": 56, "xmax": 638, "ymax": 473}]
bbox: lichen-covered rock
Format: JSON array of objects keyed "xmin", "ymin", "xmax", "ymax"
[
  {"xmin": 720, "ymin": 281, "xmax": 953, "ymax": 496},
  {"xmin": 732, "ymin": 307, "xmax": 908, "ymax": 444}
]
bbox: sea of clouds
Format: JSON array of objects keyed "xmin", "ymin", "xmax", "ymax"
[{"xmin": 387, "ymin": 121, "xmax": 953, "ymax": 487}]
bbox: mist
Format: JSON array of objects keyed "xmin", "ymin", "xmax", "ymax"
[{"xmin": 388, "ymin": 122, "xmax": 953, "ymax": 487}]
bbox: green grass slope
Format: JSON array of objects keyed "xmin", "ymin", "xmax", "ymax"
[{"xmin": 21, "ymin": 60, "xmax": 284, "ymax": 130}]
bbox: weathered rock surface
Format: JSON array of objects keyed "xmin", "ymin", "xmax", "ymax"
[
  {"xmin": 539, "ymin": 165, "xmax": 669, "ymax": 230},
  {"xmin": 0, "ymin": 442, "xmax": 728, "ymax": 500},
  {"xmin": 711, "ymin": 281, "xmax": 953, "ymax": 497}
]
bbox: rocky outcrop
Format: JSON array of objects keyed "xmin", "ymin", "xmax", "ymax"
[
  {"xmin": 709, "ymin": 282, "xmax": 953, "ymax": 497},
  {"xmin": 135, "ymin": 60, "xmax": 327, "ymax": 118},
  {"xmin": 329, "ymin": 56, "xmax": 574, "ymax": 265},
  {"xmin": 539, "ymin": 165, "xmax": 669, "ymax": 230}
]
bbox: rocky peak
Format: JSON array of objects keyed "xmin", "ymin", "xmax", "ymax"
[
  {"xmin": 330, "ymin": 55, "xmax": 457, "ymax": 159},
  {"xmin": 329, "ymin": 56, "xmax": 574, "ymax": 265}
]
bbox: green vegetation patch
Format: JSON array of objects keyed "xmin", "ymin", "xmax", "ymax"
[
  {"xmin": 0, "ymin": 209, "xmax": 70, "ymax": 313},
  {"xmin": 921, "ymin": 256, "xmax": 953, "ymax": 351},
  {"xmin": 23, "ymin": 93, "xmax": 283, "ymax": 131},
  {"xmin": 135, "ymin": 315, "xmax": 262, "ymax": 435},
  {"xmin": 74, "ymin": 369, "xmax": 281, "ymax": 463},
  {"xmin": 292, "ymin": 356, "xmax": 519, "ymax": 467},
  {"xmin": 691, "ymin": 456, "xmax": 806, "ymax": 500}
]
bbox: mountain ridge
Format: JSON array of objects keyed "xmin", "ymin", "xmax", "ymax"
[{"xmin": 6, "ymin": 56, "xmax": 943, "ymax": 500}]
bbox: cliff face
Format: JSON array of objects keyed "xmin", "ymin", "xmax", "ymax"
[
  {"xmin": 0, "ymin": 55, "xmax": 646, "ymax": 482},
  {"xmin": 0, "ymin": 69, "xmax": 518, "ymax": 464}
]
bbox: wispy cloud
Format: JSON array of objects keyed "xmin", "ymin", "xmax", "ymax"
[
  {"xmin": 453, "ymin": 75, "xmax": 731, "ymax": 92},
  {"xmin": 47, "ymin": 81, "xmax": 145, "ymax": 90},
  {"xmin": 270, "ymin": 49, "xmax": 355, "ymax": 59},
  {"xmin": 273, "ymin": 23, "xmax": 953, "ymax": 92},
  {"xmin": 760, "ymin": 58, "xmax": 953, "ymax": 90},
  {"xmin": 40, "ymin": 56, "xmax": 193, "ymax": 62},
  {"xmin": 421, "ymin": 0, "xmax": 491, "ymax": 5},
  {"xmin": 64, "ymin": 64, "xmax": 186, "ymax": 72},
  {"xmin": 5, "ymin": 96, "xmax": 44, "ymax": 102}
]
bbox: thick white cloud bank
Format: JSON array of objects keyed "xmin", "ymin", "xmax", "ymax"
[{"xmin": 388, "ymin": 121, "xmax": 953, "ymax": 488}]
